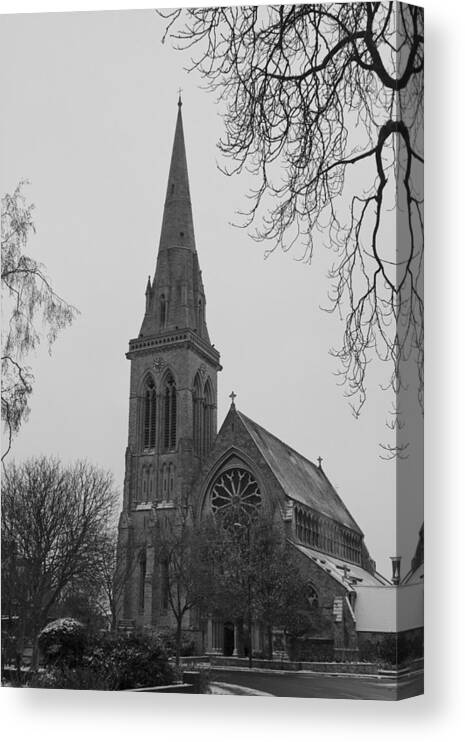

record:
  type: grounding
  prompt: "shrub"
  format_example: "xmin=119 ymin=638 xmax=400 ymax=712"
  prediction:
xmin=34 ymin=627 xmax=175 ymax=691
xmin=154 ymin=629 xmax=197 ymax=658
xmin=38 ymin=618 xmax=86 ymax=668
xmin=195 ymin=668 xmax=211 ymax=694
xmin=359 ymin=629 xmax=424 ymax=666
xmin=29 ymin=666 xmax=111 ymax=691
xmin=85 ymin=632 xmax=175 ymax=690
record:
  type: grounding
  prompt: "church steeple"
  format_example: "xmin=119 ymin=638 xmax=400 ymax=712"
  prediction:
xmin=158 ymin=93 xmax=196 ymax=254
xmin=139 ymin=98 xmax=211 ymax=342
xmin=125 ymin=96 xmax=220 ymax=497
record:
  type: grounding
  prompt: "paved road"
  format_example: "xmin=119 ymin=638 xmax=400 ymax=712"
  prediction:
xmin=211 ymin=668 xmax=424 ymax=700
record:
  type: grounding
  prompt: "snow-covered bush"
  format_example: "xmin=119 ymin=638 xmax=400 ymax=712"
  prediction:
xmin=38 ymin=618 xmax=86 ymax=668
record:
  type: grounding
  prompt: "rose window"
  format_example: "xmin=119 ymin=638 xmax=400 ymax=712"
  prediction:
xmin=210 ymin=468 xmax=262 ymax=522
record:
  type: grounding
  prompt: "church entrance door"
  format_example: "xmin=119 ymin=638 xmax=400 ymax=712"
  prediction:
xmin=223 ymin=622 xmax=235 ymax=656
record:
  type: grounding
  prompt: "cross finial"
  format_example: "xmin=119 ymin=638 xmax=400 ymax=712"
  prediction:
xmin=177 ymin=88 xmax=183 ymax=107
xmin=229 ymin=391 xmax=237 ymax=408
xmin=317 ymin=456 xmax=323 ymax=469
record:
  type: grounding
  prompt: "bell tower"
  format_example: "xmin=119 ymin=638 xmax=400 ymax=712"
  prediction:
xmin=122 ymin=96 xmax=221 ymax=513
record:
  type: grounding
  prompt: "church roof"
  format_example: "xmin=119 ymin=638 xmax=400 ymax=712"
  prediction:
xmin=293 ymin=543 xmax=389 ymax=587
xmin=237 ymin=411 xmax=363 ymax=534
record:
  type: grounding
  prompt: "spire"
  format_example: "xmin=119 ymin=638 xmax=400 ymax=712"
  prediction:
xmin=158 ymin=94 xmax=195 ymax=253
xmin=138 ymin=97 xmax=212 ymax=343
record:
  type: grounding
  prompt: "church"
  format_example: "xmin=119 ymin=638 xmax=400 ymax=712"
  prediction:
xmin=116 ymin=97 xmax=389 ymax=661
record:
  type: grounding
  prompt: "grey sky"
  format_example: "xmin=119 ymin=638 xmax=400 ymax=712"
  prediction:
xmin=0 ymin=8 xmax=422 ymax=575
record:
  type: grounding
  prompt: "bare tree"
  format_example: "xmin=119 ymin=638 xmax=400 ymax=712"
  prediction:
xmin=1 ymin=457 xmax=118 ymax=668
xmin=91 ymin=531 xmax=137 ymax=633
xmin=202 ymin=512 xmax=317 ymax=662
xmin=154 ymin=507 xmax=215 ymax=667
xmin=1 ymin=182 xmax=78 ymax=461
xmin=161 ymin=3 xmax=424 ymax=445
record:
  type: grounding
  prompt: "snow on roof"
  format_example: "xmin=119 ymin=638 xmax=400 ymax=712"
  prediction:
xmin=293 ymin=542 xmax=389 ymax=588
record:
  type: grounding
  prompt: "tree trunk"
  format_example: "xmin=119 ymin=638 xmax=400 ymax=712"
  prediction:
xmin=266 ymin=624 xmax=273 ymax=660
xmin=175 ymin=619 xmax=183 ymax=668
xmin=31 ymin=633 xmax=40 ymax=672
xmin=236 ymin=618 xmax=245 ymax=657
xmin=247 ymin=611 xmax=253 ymax=668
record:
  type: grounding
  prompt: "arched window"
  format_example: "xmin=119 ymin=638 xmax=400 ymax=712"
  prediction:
xmin=143 ymin=376 xmax=156 ymax=449
xmin=304 ymin=514 xmax=309 ymax=544
xmin=163 ymin=374 xmax=177 ymax=450
xmin=160 ymin=294 xmax=167 ymax=328
xmin=193 ymin=372 xmax=203 ymax=455
xmin=142 ymin=466 xmax=148 ymax=499
xmin=162 ymin=463 xmax=168 ymax=499
xmin=203 ymin=378 xmax=214 ymax=454
xmin=169 ymin=463 xmax=175 ymax=497
xmin=314 ymin=516 xmax=320 ymax=548
xmin=307 ymin=584 xmax=319 ymax=610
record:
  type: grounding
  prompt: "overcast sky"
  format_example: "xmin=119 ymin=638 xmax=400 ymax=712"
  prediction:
xmin=0 ymin=8 xmax=423 ymax=575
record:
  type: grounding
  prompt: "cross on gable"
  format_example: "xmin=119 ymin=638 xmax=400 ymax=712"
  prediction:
xmin=317 ymin=456 xmax=323 ymax=468
xmin=229 ymin=391 xmax=237 ymax=406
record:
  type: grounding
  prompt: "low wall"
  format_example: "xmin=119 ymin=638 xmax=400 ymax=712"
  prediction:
xmin=200 ymin=656 xmax=421 ymax=676
xmin=300 ymin=661 xmax=379 ymax=675
xmin=209 ymin=656 xmax=301 ymax=671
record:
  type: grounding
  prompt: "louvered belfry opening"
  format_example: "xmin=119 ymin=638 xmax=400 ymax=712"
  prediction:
xmin=143 ymin=377 xmax=156 ymax=449
xmin=163 ymin=373 xmax=177 ymax=450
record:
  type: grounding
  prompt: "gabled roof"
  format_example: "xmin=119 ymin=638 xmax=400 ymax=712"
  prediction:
xmin=237 ymin=411 xmax=363 ymax=534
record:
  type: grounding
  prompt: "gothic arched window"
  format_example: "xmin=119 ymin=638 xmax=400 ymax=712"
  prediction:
xmin=193 ymin=372 xmax=203 ymax=455
xmin=210 ymin=468 xmax=262 ymax=525
xmin=163 ymin=373 xmax=177 ymax=450
xmin=307 ymin=584 xmax=319 ymax=609
xmin=203 ymin=378 xmax=214 ymax=455
xmin=143 ymin=377 xmax=156 ymax=449
xmin=162 ymin=463 xmax=168 ymax=499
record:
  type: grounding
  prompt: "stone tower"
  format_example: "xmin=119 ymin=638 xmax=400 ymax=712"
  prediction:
xmin=117 ymin=97 xmax=221 ymax=628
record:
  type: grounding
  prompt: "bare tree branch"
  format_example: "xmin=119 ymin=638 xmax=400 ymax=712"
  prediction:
xmin=160 ymin=3 xmax=424 ymax=455
xmin=1 ymin=182 xmax=79 ymax=461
